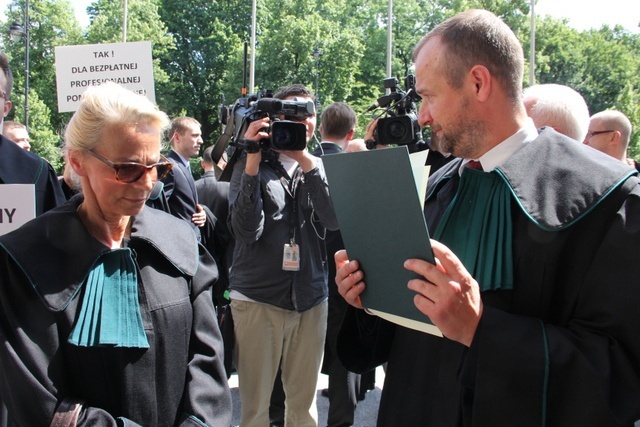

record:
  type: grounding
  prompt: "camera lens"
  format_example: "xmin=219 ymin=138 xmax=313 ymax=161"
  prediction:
xmin=388 ymin=120 xmax=409 ymax=139
xmin=273 ymin=125 xmax=295 ymax=147
xmin=271 ymin=121 xmax=308 ymax=151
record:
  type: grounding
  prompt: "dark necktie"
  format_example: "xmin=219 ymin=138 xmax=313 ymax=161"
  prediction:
xmin=466 ymin=160 xmax=483 ymax=171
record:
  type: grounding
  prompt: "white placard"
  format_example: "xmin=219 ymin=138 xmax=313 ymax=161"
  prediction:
xmin=54 ymin=41 xmax=155 ymax=112
xmin=0 ymin=184 xmax=36 ymax=236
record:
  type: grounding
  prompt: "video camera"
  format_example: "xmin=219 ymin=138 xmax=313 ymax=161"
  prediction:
xmin=213 ymin=90 xmax=315 ymax=181
xmin=368 ymin=75 xmax=425 ymax=151
xmin=218 ymin=90 xmax=314 ymax=152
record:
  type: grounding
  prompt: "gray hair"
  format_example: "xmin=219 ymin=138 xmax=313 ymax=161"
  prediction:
xmin=523 ymin=84 xmax=590 ymax=141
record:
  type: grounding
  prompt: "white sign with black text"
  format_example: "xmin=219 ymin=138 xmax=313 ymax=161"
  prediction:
xmin=0 ymin=184 xmax=36 ymax=236
xmin=54 ymin=41 xmax=155 ymax=112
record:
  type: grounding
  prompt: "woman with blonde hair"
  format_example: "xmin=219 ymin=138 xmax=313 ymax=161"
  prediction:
xmin=0 ymin=82 xmax=231 ymax=426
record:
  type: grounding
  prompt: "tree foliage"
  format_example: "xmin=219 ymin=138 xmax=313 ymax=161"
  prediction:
xmin=1 ymin=0 xmax=639 ymax=165
xmin=86 ymin=0 xmax=175 ymax=93
xmin=9 ymin=88 xmax=64 ymax=171
xmin=532 ymin=16 xmax=640 ymax=155
xmin=157 ymin=0 xmax=250 ymax=140
xmin=0 ymin=0 xmax=83 ymax=169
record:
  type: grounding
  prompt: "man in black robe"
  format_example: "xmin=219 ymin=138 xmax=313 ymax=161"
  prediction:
xmin=0 ymin=53 xmax=65 ymax=216
xmin=335 ymin=10 xmax=640 ymax=427
xmin=0 ymin=52 xmax=66 ymax=427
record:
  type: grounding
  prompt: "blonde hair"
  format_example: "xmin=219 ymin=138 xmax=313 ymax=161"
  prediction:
xmin=169 ymin=116 xmax=201 ymax=138
xmin=63 ymin=82 xmax=169 ymax=154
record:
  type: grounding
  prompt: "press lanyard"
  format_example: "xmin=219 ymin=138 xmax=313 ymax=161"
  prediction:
xmin=264 ymin=154 xmax=302 ymax=271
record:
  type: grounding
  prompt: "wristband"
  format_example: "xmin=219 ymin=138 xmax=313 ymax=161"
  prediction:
xmin=365 ymin=139 xmax=377 ymax=150
xmin=242 ymin=138 xmax=261 ymax=153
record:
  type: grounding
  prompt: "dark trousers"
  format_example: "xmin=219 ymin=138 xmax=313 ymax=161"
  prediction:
xmin=324 ymin=294 xmax=360 ymax=427
xmin=269 ymin=368 xmax=285 ymax=425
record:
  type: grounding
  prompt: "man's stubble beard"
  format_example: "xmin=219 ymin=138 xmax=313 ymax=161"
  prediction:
xmin=438 ymin=97 xmax=487 ymax=159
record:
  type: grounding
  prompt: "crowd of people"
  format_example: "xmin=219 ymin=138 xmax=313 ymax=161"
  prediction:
xmin=1 ymin=7 xmax=640 ymax=427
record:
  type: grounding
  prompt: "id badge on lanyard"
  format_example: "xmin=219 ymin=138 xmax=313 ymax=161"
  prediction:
xmin=283 ymin=239 xmax=300 ymax=271
xmin=272 ymin=159 xmax=302 ymax=271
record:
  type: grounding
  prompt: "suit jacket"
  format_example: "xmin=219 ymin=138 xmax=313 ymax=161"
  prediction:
xmin=313 ymin=141 xmax=345 ymax=296
xmin=195 ymin=171 xmax=230 ymax=233
xmin=0 ymin=135 xmax=65 ymax=216
xmin=162 ymin=149 xmax=200 ymax=236
xmin=196 ymin=172 xmax=233 ymax=304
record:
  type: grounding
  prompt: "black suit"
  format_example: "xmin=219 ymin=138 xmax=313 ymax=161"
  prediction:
xmin=195 ymin=171 xmax=233 ymax=300
xmin=196 ymin=171 xmax=230 ymax=231
xmin=162 ymin=149 xmax=200 ymax=237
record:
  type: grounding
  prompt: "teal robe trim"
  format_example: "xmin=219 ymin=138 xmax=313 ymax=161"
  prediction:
xmin=68 ymin=248 xmax=149 ymax=348
xmin=433 ymin=168 xmax=513 ymax=291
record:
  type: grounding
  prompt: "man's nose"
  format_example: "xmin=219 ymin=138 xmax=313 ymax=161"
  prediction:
xmin=418 ymin=103 xmax=432 ymax=127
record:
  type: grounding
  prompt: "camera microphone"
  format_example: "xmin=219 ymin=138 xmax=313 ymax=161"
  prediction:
xmin=364 ymin=102 xmax=380 ymax=112
xmin=254 ymin=98 xmax=283 ymax=113
xmin=365 ymin=92 xmax=403 ymax=112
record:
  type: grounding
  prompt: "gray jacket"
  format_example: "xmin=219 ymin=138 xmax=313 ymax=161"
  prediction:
xmin=228 ymin=152 xmax=338 ymax=312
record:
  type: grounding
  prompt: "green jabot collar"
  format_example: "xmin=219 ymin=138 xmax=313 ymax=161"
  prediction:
xmin=68 ymin=248 xmax=150 ymax=348
xmin=0 ymin=196 xmax=199 ymax=312
xmin=434 ymin=168 xmax=514 ymax=291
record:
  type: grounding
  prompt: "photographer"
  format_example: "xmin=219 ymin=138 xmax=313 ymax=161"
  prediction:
xmin=364 ymin=117 xmax=454 ymax=175
xmin=228 ymin=84 xmax=338 ymax=427
xmin=363 ymin=117 xmax=388 ymax=150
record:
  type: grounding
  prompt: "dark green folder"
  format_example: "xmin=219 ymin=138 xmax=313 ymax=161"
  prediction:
xmin=322 ymin=146 xmax=441 ymax=336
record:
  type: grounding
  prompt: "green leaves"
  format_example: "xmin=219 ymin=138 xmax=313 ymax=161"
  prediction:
xmin=1 ymin=0 xmax=639 ymax=166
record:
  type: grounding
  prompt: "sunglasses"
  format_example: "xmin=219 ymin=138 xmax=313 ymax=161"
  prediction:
xmin=584 ymin=130 xmax=615 ymax=139
xmin=86 ymin=150 xmax=173 ymax=183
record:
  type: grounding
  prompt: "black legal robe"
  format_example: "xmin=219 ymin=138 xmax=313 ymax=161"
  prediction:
xmin=338 ymin=128 xmax=640 ymax=426
xmin=0 ymin=198 xmax=232 ymax=426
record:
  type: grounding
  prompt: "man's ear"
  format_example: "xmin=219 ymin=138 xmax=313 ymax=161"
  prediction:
xmin=609 ymin=130 xmax=622 ymax=147
xmin=2 ymin=100 xmax=12 ymax=118
xmin=468 ymin=65 xmax=492 ymax=102
xmin=346 ymin=128 xmax=355 ymax=141
xmin=171 ymin=132 xmax=180 ymax=146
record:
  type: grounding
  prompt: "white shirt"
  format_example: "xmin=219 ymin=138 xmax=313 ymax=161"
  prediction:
xmin=459 ymin=118 xmax=538 ymax=174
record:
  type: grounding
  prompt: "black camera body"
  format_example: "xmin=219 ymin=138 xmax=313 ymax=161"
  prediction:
xmin=221 ymin=91 xmax=314 ymax=153
xmin=371 ymin=75 xmax=425 ymax=150
xmin=213 ymin=90 xmax=315 ymax=181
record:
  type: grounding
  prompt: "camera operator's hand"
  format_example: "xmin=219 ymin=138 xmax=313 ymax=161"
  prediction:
xmin=364 ymin=118 xmax=387 ymax=149
xmin=243 ymin=117 xmax=270 ymax=176
xmin=245 ymin=117 xmax=270 ymax=141
xmin=364 ymin=118 xmax=379 ymax=142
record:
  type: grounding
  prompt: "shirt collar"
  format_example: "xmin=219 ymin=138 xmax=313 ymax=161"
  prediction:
xmin=173 ymin=150 xmax=191 ymax=168
xmin=320 ymin=141 xmax=344 ymax=152
xmin=460 ymin=118 xmax=538 ymax=174
xmin=278 ymin=153 xmax=299 ymax=177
